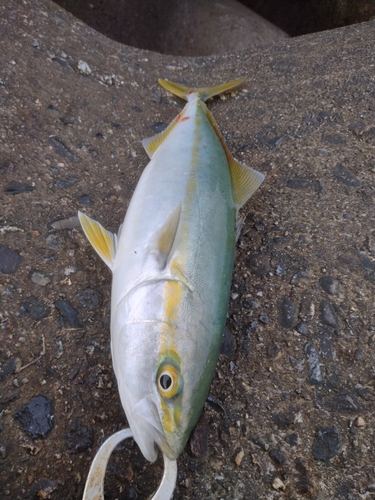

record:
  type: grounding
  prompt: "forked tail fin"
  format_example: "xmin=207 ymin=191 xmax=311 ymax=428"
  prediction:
xmin=158 ymin=78 xmax=245 ymax=102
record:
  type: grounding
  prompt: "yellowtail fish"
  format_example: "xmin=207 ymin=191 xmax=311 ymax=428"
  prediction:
xmin=79 ymin=78 xmax=264 ymax=496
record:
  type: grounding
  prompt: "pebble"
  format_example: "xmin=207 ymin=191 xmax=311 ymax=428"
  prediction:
xmin=78 ymin=194 xmax=93 ymax=205
xmin=77 ymin=60 xmax=92 ymax=75
xmin=4 ymin=181 xmax=35 ymax=194
xmin=235 ymin=448 xmax=245 ymax=466
xmin=55 ymin=300 xmax=83 ymax=328
xmin=355 ymin=416 xmax=365 ymax=427
xmin=49 ymin=136 xmax=81 ymax=163
xmin=285 ymin=433 xmax=298 ymax=447
xmin=319 ymin=275 xmax=340 ymax=295
xmin=295 ymin=321 xmax=308 ymax=335
xmin=320 ymin=300 xmax=340 ymax=329
xmin=0 ymin=357 xmax=21 ymax=380
xmin=121 ymin=487 xmax=139 ymax=500
xmin=65 ymin=419 xmax=94 ymax=453
xmin=258 ymin=314 xmax=269 ymax=324
xmin=269 ymin=449 xmax=286 ymax=466
xmin=20 ymin=298 xmax=51 ymax=320
xmin=51 ymin=216 xmax=80 ymax=230
xmin=46 ymin=234 xmax=65 ymax=250
xmin=333 ymin=163 xmax=361 ymax=187
xmin=14 ymin=395 xmax=54 ymax=439
xmin=0 ymin=245 xmax=22 ymax=274
xmin=320 ymin=335 xmax=336 ymax=360
xmin=220 ymin=327 xmax=236 ymax=360
xmin=150 ymin=121 xmax=167 ymax=134
xmin=272 ymin=477 xmax=285 ymax=491
xmin=305 ymin=343 xmax=323 ymax=385
xmin=279 ymin=297 xmax=296 ymax=328
xmin=31 ymin=272 xmax=50 ymax=286
xmin=312 ymin=426 xmax=342 ymax=461
xmin=0 ymin=445 xmax=7 ymax=459
xmin=77 ymin=288 xmax=101 ymax=309
xmin=28 ymin=479 xmax=58 ymax=498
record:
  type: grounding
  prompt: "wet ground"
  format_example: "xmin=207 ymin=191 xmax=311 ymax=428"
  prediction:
xmin=1 ymin=1 xmax=375 ymax=499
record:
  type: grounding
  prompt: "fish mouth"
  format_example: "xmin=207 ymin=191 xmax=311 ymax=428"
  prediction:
xmin=118 ymin=383 xmax=174 ymax=462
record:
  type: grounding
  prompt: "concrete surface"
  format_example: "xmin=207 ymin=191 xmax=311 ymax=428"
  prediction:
xmin=1 ymin=0 xmax=375 ymax=499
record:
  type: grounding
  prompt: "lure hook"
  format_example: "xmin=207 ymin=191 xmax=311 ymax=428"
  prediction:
xmin=82 ymin=428 xmax=177 ymax=500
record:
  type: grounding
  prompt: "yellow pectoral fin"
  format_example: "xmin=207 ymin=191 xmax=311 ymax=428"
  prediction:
xmin=158 ymin=77 xmax=246 ymax=102
xmin=78 ymin=211 xmax=117 ymax=270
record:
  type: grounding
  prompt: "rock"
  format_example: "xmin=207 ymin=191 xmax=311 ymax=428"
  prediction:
xmin=332 ymin=163 xmax=361 ymax=187
xmin=4 ymin=181 xmax=35 ymax=194
xmin=320 ymin=300 xmax=340 ymax=329
xmin=77 ymin=289 xmax=101 ymax=309
xmin=120 ymin=488 xmax=139 ymax=500
xmin=285 ymin=433 xmax=298 ymax=447
xmin=272 ymin=477 xmax=285 ymax=491
xmin=14 ymin=395 xmax=54 ymax=439
xmin=31 ymin=272 xmax=50 ymax=286
xmin=235 ymin=448 xmax=245 ymax=466
xmin=49 ymin=136 xmax=81 ymax=163
xmin=279 ymin=297 xmax=296 ymax=328
xmin=0 ymin=357 xmax=21 ymax=380
xmin=46 ymin=234 xmax=65 ymax=249
xmin=305 ymin=343 xmax=323 ymax=385
xmin=29 ymin=478 xmax=59 ymax=499
xmin=0 ymin=245 xmax=22 ymax=274
xmin=65 ymin=419 xmax=94 ymax=453
xmin=319 ymin=276 xmax=340 ymax=295
xmin=220 ymin=326 xmax=235 ymax=358
xmin=258 ymin=313 xmax=269 ymax=324
xmin=20 ymin=298 xmax=51 ymax=320
xmin=77 ymin=194 xmax=93 ymax=205
xmin=355 ymin=416 xmax=365 ymax=427
xmin=312 ymin=426 xmax=342 ymax=461
xmin=296 ymin=321 xmax=308 ymax=335
xmin=55 ymin=300 xmax=84 ymax=328
xmin=77 ymin=60 xmax=92 ymax=75
xmin=269 ymin=449 xmax=286 ymax=466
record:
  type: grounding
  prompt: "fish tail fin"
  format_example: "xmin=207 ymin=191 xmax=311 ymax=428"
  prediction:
xmin=158 ymin=78 xmax=246 ymax=102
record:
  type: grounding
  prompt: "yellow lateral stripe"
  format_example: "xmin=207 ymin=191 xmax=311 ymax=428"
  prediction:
xmin=78 ymin=211 xmax=117 ymax=269
xmin=158 ymin=77 xmax=246 ymax=102
xmin=201 ymin=101 xmax=264 ymax=208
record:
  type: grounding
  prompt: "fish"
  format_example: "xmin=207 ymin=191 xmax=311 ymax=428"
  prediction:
xmin=78 ymin=78 xmax=264 ymax=464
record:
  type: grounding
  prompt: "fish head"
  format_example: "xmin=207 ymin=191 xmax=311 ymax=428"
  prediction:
xmin=113 ymin=319 xmax=200 ymax=462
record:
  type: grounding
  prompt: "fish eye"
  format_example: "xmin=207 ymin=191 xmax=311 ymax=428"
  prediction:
xmin=156 ymin=364 xmax=182 ymax=399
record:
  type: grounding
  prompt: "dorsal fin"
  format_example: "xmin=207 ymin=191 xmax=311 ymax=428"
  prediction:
xmin=149 ymin=204 xmax=181 ymax=270
xmin=200 ymin=101 xmax=264 ymax=209
xmin=78 ymin=211 xmax=117 ymax=270
xmin=158 ymin=78 xmax=246 ymax=102
xmin=142 ymin=111 xmax=183 ymax=158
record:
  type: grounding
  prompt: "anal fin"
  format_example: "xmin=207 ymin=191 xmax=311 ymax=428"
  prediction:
xmin=78 ymin=211 xmax=117 ymax=270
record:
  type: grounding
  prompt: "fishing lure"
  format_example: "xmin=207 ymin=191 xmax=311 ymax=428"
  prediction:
xmin=80 ymin=78 xmax=264 ymax=499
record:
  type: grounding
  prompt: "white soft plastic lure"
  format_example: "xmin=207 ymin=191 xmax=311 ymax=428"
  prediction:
xmin=79 ymin=78 xmax=264 ymax=499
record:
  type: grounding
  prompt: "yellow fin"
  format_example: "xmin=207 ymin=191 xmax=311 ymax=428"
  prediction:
xmin=229 ymin=157 xmax=265 ymax=209
xmin=142 ymin=111 xmax=182 ymax=158
xmin=158 ymin=77 xmax=246 ymax=102
xmin=78 ymin=211 xmax=117 ymax=269
xmin=149 ymin=205 xmax=181 ymax=269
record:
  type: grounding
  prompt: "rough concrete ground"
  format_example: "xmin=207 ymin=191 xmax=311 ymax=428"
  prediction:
xmin=1 ymin=1 xmax=375 ymax=499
